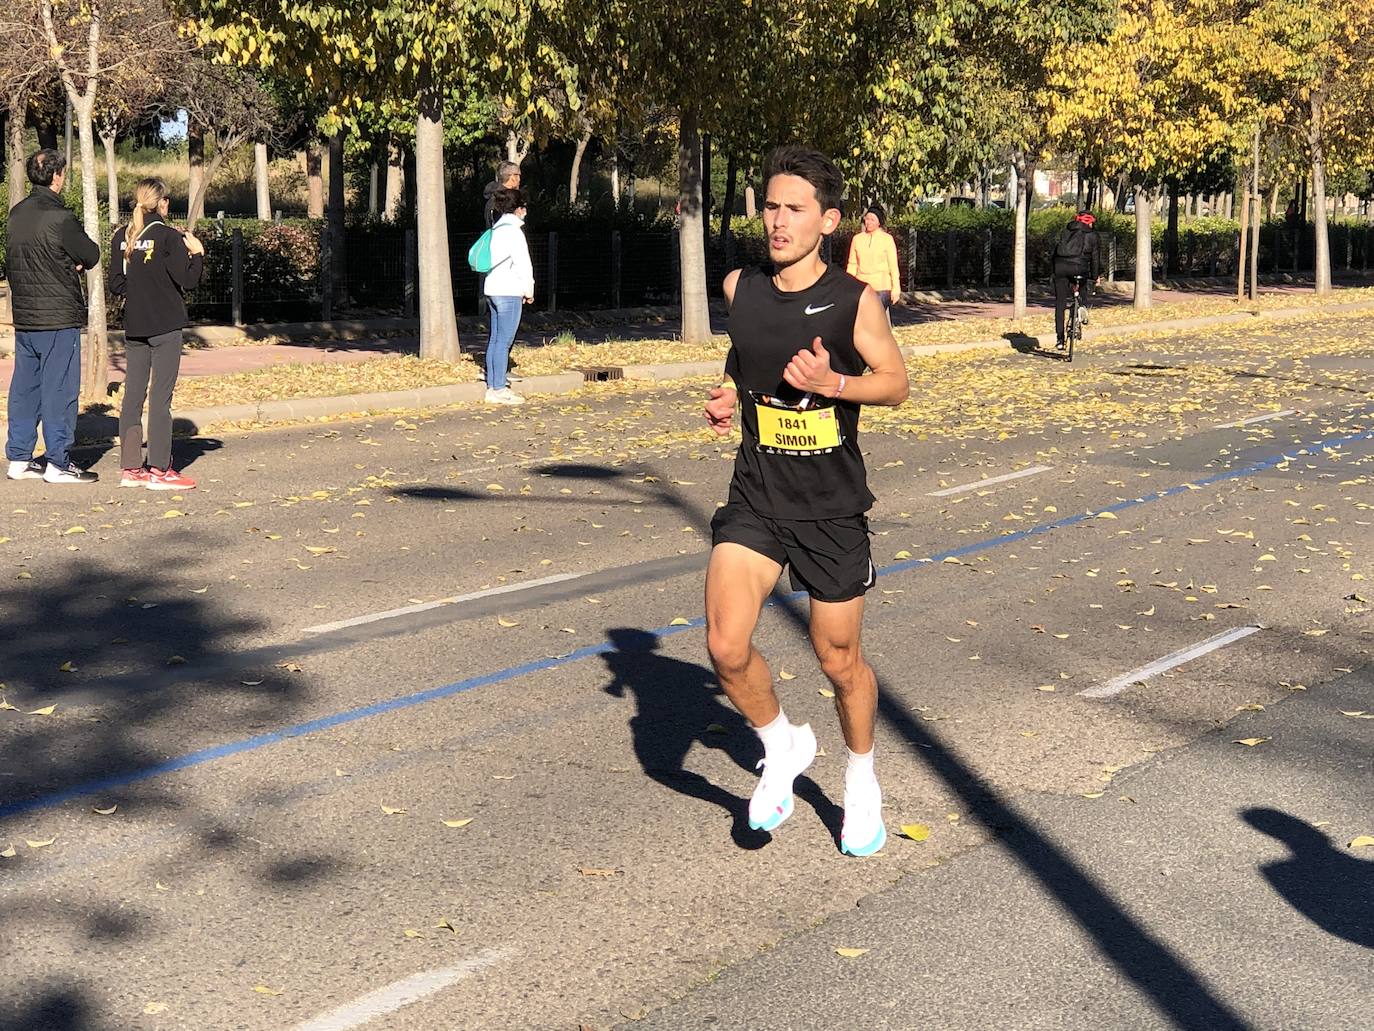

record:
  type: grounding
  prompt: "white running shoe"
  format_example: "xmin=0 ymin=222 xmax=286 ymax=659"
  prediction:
xmin=840 ymin=778 xmax=887 ymax=857
xmin=7 ymin=459 xmax=44 ymax=480
xmin=484 ymin=387 xmax=525 ymax=406
xmin=748 ymin=722 xmax=817 ymax=832
xmin=42 ymin=461 xmax=98 ymax=484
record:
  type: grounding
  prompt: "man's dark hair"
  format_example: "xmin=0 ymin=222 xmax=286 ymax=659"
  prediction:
xmin=763 ymin=145 xmax=844 ymax=214
xmin=27 ymin=149 xmax=67 ymax=187
xmin=492 ymin=187 xmax=527 ymax=216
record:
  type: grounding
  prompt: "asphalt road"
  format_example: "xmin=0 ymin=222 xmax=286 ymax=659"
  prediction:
xmin=1 ymin=314 xmax=1372 ymax=1031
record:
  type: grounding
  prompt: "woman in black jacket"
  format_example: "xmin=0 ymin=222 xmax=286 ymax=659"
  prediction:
xmin=109 ymin=178 xmax=204 ymax=490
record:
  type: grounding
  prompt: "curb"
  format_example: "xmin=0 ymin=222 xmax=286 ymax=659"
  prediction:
xmin=44 ymin=294 xmax=1374 ymax=440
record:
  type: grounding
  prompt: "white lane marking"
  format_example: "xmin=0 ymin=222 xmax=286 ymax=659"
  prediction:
xmin=1217 ymin=409 xmax=1297 ymax=429
xmin=928 ymin=465 xmax=1054 ymax=497
xmin=1081 ymin=625 xmax=1262 ymax=699
xmin=303 ymin=573 xmax=584 ymax=634
xmin=294 ymin=948 xmax=513 ymax=1031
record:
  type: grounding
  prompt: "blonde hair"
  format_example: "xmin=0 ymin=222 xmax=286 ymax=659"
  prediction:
xmin=123 ymin=178 xmax=170 ymax=263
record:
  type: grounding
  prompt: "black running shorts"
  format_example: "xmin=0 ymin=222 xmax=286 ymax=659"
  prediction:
xmin=710 ymin=500 xmax=875 ymax=603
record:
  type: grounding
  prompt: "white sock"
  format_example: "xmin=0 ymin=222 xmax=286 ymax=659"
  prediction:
xmin=846 ymin=746 xmax=878 ymax=791
xmin=754 ymin=709 xmax=794 ymax=759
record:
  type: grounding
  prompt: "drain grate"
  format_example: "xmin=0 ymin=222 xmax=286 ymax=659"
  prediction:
xmin=579 ymin=366 xmax=625 ymax=382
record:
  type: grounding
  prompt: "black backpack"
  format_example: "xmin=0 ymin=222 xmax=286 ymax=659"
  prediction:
xmin=1055 ymin=226 xmax=1091 ymax=261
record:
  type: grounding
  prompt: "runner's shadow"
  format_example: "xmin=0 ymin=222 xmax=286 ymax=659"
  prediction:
xmin=601 ymin=628 xmax=841 ymax=851
xmin=1243 ymin=808 xmax=1374 ymax=948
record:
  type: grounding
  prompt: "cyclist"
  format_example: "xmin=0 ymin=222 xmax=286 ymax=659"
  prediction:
xmin=1051 ymin=210 xmax=1101 ymax=350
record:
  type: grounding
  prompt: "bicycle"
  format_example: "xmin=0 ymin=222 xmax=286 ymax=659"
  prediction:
xmin=1056 ymin=275 xmax=1087 ymax=362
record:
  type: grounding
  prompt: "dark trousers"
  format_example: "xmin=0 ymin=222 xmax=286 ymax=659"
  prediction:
xmin=120 ymin=330 xmax=183 ymax=470
xmin=6 ymin=328 xmax=80 ymax=467
xmin=1053 ymin=274 xmax=1093 ymax=341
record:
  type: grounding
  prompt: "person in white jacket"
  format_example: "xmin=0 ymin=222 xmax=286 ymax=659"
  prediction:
xmin=483 ymin=188 xmax=535 ymax=405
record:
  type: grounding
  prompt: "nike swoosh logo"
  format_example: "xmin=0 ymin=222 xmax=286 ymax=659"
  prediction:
xmin=862 ymin=560 xmax=875 ymax=588
xmin=803 ymin=303 xmax=835 ymax=316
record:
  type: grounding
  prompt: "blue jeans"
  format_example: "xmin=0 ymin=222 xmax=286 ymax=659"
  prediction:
xmin=6 ymin=328 xmax=81 ymax=467
xmin=485 ymin=295 xmax=523 ymax=391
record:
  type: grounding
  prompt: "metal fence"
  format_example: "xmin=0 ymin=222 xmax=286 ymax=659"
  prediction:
xmin=170 ymin=219 xmax=1374 ymax=326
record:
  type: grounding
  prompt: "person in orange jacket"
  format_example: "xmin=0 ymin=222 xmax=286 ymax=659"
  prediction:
xmin=845 ymin=205 xmax=901 ymax=310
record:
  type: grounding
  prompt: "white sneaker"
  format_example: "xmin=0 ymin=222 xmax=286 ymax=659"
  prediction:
xmin=484 ymin=387 xmax=525 ymax=406
xmin=7 ymin=459 xmax=44 ymax=480
xmin=748 ymin=722 xmax=817 ymax=832
xmin=840 ymin=778 xmax=886 ymax=857
xmin=42 ymin=461 xmax=98 ymax=484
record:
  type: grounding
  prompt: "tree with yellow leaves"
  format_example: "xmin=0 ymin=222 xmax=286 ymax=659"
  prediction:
xmin=1250 ymin=0 xmax=1374 ymax=294
xmin=1048 ymin=0 xmax=1269 ymax=309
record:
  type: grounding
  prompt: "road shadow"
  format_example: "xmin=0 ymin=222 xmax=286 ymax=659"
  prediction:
xmin=1004 ymin=331 xmax=1068 ymax=362
xmin=1244 ymin=808 xmax=1374 ymax=949
xmin=0 ymin=551 xmax=346 ymax=1028
xmin=72 ymin=405 xmax=224 ymax=471
xmin=600 ymin=627 xmax=840 ymax=851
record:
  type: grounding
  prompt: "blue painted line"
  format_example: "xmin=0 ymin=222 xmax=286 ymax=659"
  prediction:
xmin=4 ymin=424 xmax=1372 ymax=822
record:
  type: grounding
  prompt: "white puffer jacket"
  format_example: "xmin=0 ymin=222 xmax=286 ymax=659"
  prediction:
xmin=483 ymin=214 xmax=535 ymax=298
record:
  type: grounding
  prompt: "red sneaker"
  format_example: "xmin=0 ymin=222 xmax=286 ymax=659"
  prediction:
xmin=146 ymin=467 xmax=196 ymax=491
xmin=120 ymin=467 xmax=151 ymax=488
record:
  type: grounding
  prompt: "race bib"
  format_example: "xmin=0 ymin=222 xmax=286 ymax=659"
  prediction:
xmin=750 ymin=391 xmax=842 ymax=455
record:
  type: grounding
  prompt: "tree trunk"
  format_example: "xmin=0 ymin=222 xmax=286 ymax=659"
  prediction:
xmin=1011 ymin=154 xmax=1030 ymax=319
xmin=7 ymin=94 xmax=27 ymax=213
xmin=415 ymin=83 xmax=460 ymax=360
xmin=1164 ymin=183 xmax=1179 ymax=277
xmin=368 ymin=160 xmax=379 ymax=217
xmin=719 ymin=152 xmax=738 ymax=249
xmin=101 ymin=130 xmax=118 ymax=224
xmin=187 ymin=123 xmax=205 ymax=223
xmin=383 ymin=134 xmax=404 ymax=222
xmin=569 ymin=129 xmax=591 ymax=205
xmin=1267 ymin=182 xmax=1279 ymax=219
xmin=678 ymin=108 xmax=710 ymax=344
xmin=1236 ymin=173 xmax=1250 ymax=303
xmin=1134 ymin=187 xmax=1153 ymax=310
xmin=254 ymin=141 xmax=271 ymax=221
xmin=1310 ymin=94 xmax=1331 ymax=295
xmin=505 ymin=127 xmax=531 ymax=165
xmin=744 ymin=172 xmax=756 ymax=219
xmin=306 ymin=141 xmax=324 ymax=219
xmin=327 ymin=130 xmax=347 ymax=308
xmin=610 ymin=152 xmax=621 ymax=208
xmin=701 ymin=133 xmax=712 ymax=217
xmin=73 ymin=99 xmax=107 ymax=400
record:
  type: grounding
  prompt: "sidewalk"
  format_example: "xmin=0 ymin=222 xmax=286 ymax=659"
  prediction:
xmin=2 ymin=276 xmax=1363 ymax=396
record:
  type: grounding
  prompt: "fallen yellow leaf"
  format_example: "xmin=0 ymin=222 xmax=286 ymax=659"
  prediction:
xmin=441 ymin=818 xmax=473 ymax=828
xmin=1234 ymin=737 xmax=1269 ymax=747
xmin=93 ymin=805 xmax=117 ymax=816
xmin=25 ymin=837 xmax=56 ymax=848
xmin=497 ymin=616 xmax=520 ymax=627
xmin=63 ymin=525 xmax=86 ymax=535
xmin=669 ymin=616 xmax=691 ymax=626
xmin=895 ymin=550 xmax=912 ymax=559
xmin=835 ymin=947 xmax=870 ymax=958
xmin=1349 ymin=835 xmax=1374 ymax=849
xmin=819 ymin=688 xmax=835 ymax=698
xmin=899 ymin=824 xmax=930 ymax=841
xmin=778 ymin=668 xmax=797 ymax=681
xmin=0 ymin=845 xmax=15 ymax=858
xmin=143 ymin=1002 xmax=168 ymax=1015
xmin=162 ymin=510 xmax=184 ymax=519
xmin=380 ymin=805 xmax=407 ymax=815
xmin=27 ymin=705 xmax=55 ymax=716
xmin=252 ymin=985 xmax=283 ymax=996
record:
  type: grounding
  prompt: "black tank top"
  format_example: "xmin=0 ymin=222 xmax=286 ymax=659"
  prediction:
xmin=725 ymin=265 xmax=875 ymax=519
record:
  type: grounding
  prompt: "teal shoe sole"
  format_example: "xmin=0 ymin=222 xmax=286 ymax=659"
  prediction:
xmin=841 ymin=822 xmax=887 ymax=857
xmin=748 ymin=794 xmax=793 ymax=832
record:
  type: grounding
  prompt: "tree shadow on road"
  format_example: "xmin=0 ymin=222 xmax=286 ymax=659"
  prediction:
xmin=599 ymin=627 xmax=840 ymax=851
xmin=1243 ymin=807 xmax=1374 ymax=949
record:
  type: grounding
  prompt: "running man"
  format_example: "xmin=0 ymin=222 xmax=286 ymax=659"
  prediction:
xmin=703 ymin=145 xmax=910 ymax=856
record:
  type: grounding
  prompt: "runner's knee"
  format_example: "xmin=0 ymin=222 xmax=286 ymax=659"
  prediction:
xmin=706 ymin=629 xmax=751 ymax=678
xmin=815 ymin=640 xmax=863 ymax=685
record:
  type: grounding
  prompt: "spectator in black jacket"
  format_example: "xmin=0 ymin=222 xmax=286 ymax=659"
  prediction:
xmin=1051 ymin=210 xmax=1102 ymax=350
xmin=5 ymin=149 xmax=101 ymax=484
xmin=109 ymin=178 xmax=204 ymax=490
xmin=482 ymin=161 xmax=521 ymax=227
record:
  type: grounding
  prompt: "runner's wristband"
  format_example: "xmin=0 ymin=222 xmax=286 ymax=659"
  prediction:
xmin=833 ymin=373 xmax=846 ymax=399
